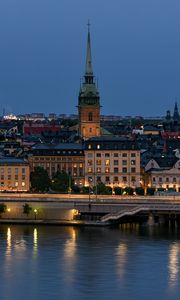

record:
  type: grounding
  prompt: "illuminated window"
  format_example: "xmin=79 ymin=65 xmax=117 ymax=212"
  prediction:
xmin=88 ymin=160 xmax=92 ymax=166
xmin=97 ymin=144 xmax=100 ymax=149
xmin=96 ymin=160 xmax=101 ymax=165
xmin=22 ymin=182 xmax=25 ymax=187
xmin=105 ymin=167 xmax=110 ymax=173
xmin=88 ymin=144 xmax=92 ymax=149
xmin=105 ymin=159 xmax=110 ymax=166
xmin=131 ymin=160 xmax=136 ymax=165
xmin=15 ymin=182 xmax=18 ymax=187
xmin=96 ymin=167 xmax=101 ymax=173
xmin=88 ymin=167 xmax=92 ymax=173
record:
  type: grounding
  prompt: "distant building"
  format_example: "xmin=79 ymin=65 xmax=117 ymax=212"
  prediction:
xmin=0 ymin=158 xmax=30 ymax=192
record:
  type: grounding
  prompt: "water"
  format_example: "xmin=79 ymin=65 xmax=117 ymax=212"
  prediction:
xmin=0 ymin=224 xmax=180 ymax=300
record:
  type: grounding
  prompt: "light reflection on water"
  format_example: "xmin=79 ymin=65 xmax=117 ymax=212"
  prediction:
xmin=0 ymin=225 xmax=180 ymax=300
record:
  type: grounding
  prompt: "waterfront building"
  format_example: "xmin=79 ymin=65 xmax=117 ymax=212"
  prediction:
xmin=29 ymin=143 xmax=85 ymax=186
xmin=84 ymin=137 xmax=140 ymax=189
xmin=0 ymin=158 xmax=30 ymax=192
xmin=144 ymin=157 xmax=180 ymax=191
xmin=78 ymin=25 xmax=101 ymax=140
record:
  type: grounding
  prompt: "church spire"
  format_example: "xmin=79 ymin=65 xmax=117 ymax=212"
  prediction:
xmin=85 ymin=21 xmax=94 ymax=84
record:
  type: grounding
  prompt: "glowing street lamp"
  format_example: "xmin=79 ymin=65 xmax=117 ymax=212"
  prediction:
xmin=34 ymin=209 xmax=38 ymax=220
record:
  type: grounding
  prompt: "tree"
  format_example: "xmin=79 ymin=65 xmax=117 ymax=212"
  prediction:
xmin=0 ymin=203 xmax=7 ymax=215
xmin=123 ymin=187 xmax=134 ymax=195
xmin=114 ymin=187 xmax=122 ymax=195
xmin=51 ymin=171 xmax=72 ymax=193
xmin=30 ymin=166 xmax=50 ymax=192
xmin=94 ymin=182 xmax=112 ymax=195
xmin=135 ymin=187 xmax=144 ymax=195
xmin=23 ymin=203 xmax=32 ymax=216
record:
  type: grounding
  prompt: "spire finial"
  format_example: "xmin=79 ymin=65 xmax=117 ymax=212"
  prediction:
xmin=87 ymin=19 xmax=90 ymax=32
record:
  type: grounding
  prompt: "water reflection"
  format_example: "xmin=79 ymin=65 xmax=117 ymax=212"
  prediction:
xmin=116 ymin=243 xmax=128 ymax=280
xmin=33 ymin=228 xmax=38 ymax=257
xmin=169 ymin=242 xmax=180 ymax=288
xmin=63 ymin=227 xmax=77 ymax=283
xmin=6 ymin=227 xmax=12 ymax=258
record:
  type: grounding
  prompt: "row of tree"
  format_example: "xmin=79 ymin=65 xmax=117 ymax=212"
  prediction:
xmin=30 ymin=167 xmax=157 ymax=195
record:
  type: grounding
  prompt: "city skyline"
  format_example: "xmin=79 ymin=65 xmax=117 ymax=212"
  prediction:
xmin=0 ymin=0 xmax=180 ymax=116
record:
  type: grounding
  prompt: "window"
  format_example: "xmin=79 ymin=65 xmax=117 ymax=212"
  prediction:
xmin=96 ymin=160 xmax=101 ymax=165
xmin=122 ymin=160 xmax=127 ymax=165
xmin=123 ymin=176 xmax=127 ymax=182
xmin=153 ymin=177 xmax=156 ymax=182
xmin=166 ymin=178 xmax=169 ymax=183
xmin=22 ymin=182 xmax=25 ymax=187
xmin=131 ymin=160 xmax=136 ymax=165
xmin=88 ymin=160 xmax=92 ymax=166
xmin=173 ymin=177 xmax=176 ymax=183
xmin=122 ymin=167 xmax=127 ymax=173
xmin=114 ymin=168 xmax=119 ymax=173
xmin=96 ymin=167 xmax=101 ymax=173
xmin=79 ymin=163 xmax=83 ymax=168
xmin=114 ymin=160 xmax=118 ymax=165
xmin=97 ymin=144 xmax=100 ymax=149
xmin=122 ymin=153 xmax=127 ymax=157
xmin=105 ymin=159 xmax=110 ymax=166
xmin=88 ymin=112 xmax=93 ymax=121
xmin=89 ymin=128 xmax=92 ymax=133
xmin=0 ymin=168 xmax=4 ymax=174
xmin=131 ymin=153 xmax=136 ymax=157
xmin=8 ymin=168 xmax=11 ymax=174
xmin=15 ymin=175 xmax=18 ymax=180
xmin=131 ymin=168 xmax=136 ymax=173
xmin=159 ymin=177 xmax=162 ymax=182
xmin=96 ymin=153 xmax=101 ymax=157
xmin=114 ymin=153 xmax=118 ymax=157
xmin=8 ymin=175 xmax=11 ymax=180
xmin=114 ymin=176 xmax=118 ymax=182
xmin=105 ymin=176 xmax=110 ymax=182
xmin=131 ymin=176 xmax=136 ymax=182
xmin=88 ymin=167 xmax=92 ymax=173
xmin=105 ymin=167 xmax=110 ymax=173
xmin=15 ymin=168 xmax=18 ymax=174
xmin=88 ymin=144 xmax=92 ymax=149
xmin=15 ymin=182 xmax=18 ymax=187
xmin=97 ymin=176 xmax=101 ymax=182
xmin=105 ymin=153 xmax=110 ymax=157
xmin=88 ymin=153 xmax=93 ymax=157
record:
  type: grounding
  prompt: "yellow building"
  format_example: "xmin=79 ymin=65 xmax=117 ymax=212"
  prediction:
xmin=84 ymin=137 xmax=141 ymax=189
xmin=0 ymin=158 xmax=30 ymax=192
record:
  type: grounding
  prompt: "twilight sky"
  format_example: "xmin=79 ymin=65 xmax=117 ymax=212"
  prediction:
xmin=0 ymin=0 xmax=180 ymax=117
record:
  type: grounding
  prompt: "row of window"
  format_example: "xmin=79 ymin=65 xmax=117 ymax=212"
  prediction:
xmin=0 ymin=175 xmax=26 ymax=180
xmin=88 ymin=176 xmax=136 ymax=183
xmin=152 ymin=177 xmax=179 ymax=183
xmin=87 ymin=152 xmax=137 ymax=157
xmin=88 ymin=159 xmax=136 ymax=166
xmin=88 ymin=167 xmax=137 ymax=173
xmin=0 ymin=181 xmax=26 ymax=187
xmin=0 ymin=168 xmax=26 ymax=174
xmin=34 ymin=156 xmax=84 ymax=161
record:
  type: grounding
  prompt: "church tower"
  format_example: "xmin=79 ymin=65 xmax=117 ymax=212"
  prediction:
xmin=78 ymin=24 xmax=101 ymax=140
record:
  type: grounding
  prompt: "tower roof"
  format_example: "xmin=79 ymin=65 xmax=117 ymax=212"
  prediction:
xmin=85 ymin=23 xmax=93 ymax=76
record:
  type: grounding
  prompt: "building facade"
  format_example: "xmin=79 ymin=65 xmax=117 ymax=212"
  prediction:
xmin=84 ymin=137 xmax=141 ymax=189
xmin=0 ymin=158 xmax=30 ymax=192
xmin=144 ymin=158 xmax=180 ymax=191
xmin=78 ymin=27 xmax=100 ymax=140
xmin=29 ymin=143 xmax=85 ymax=186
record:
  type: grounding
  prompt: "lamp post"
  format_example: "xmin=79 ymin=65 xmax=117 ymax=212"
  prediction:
xmin=68 ymin=171 xmax=72 ymax=194
xmin=34 ymin=209 xmax=38 ymax=220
